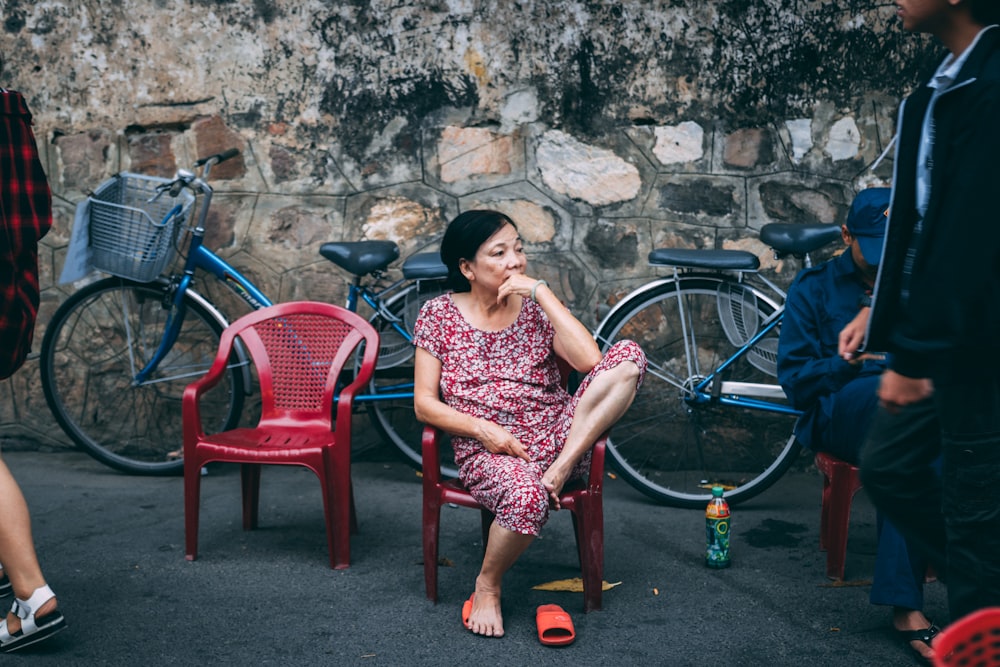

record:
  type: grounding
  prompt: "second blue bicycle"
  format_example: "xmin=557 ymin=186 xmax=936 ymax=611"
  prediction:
xmin=40 ymin=151 xmax=450 ymax=476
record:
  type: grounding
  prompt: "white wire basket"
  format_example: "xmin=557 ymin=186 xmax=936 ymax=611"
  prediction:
xmin=88 ymin=173 xmax=195 ymax=282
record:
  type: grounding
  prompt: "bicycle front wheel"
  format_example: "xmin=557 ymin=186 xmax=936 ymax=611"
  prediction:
xmin=366 ymin=279 xmax=456 ymax=477
xmin=595 ymin=275 xmax=801 ymax=508
xmin=40 ymin=277 xmax=245 ymax=475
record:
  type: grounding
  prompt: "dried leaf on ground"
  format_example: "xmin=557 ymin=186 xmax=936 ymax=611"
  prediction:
xmin=532 ymin=577 xmax=622 ymax=592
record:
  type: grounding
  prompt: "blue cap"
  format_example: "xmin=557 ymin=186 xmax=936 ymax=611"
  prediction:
xmin=846 ymin=187 xmax=890 ymax=265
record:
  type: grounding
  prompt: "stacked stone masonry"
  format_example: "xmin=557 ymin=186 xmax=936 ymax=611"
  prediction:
xmin=1 ymin=0 xmax=938 ymax=448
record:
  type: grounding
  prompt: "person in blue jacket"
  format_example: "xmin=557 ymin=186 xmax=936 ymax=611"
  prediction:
xmin=778 ymin=187 xmax=937 ymax=661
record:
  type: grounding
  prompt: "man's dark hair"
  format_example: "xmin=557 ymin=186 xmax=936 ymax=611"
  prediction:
xmin=967 ymin=0 xmax=1000 ymax=26
xmin=439 ymin=210 xmax=517 ymax=292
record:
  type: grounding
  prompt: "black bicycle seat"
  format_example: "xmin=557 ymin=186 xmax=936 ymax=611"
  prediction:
xmin=648 ymin=248 xmax=761 ymax=271
xmin=759 ymin=223 xmax=842 ymax=257
xmin=320 ymin=241 xmax=399 ymax=276
xmin=402 ymin=252 xmax=448 ymax=281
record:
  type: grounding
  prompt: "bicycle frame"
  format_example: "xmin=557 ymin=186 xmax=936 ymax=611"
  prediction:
xmin=598 ymin=267 xmax=804 ymax=420
xmin=133 ymin=222 xmax=271 ymax=385
xmin=686 ymin=311 xmax=800 ymax=415
xmin=347 ymin=275 xmax=424 ymax=403
xmin=137 ymin=197 xmax=420 ymax=405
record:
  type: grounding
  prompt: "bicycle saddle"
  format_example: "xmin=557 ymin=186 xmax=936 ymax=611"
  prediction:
xmin=402 ymin=252 xmax=448 ymax=281
xmin=320 ymin=241 xmax=399 ymax=276
xmin=759 ymin=223 xmax=841 ymax=257
xmin=648 ymin=248 xmax=760 ymax=271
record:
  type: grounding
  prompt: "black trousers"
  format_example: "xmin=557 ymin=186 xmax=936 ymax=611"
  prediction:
xmin=860 ymin=375 xmax=1000 ymax=620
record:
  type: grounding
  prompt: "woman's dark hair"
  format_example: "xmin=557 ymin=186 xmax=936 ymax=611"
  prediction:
xmin=439 ymin=210 xmax=516 ymax=292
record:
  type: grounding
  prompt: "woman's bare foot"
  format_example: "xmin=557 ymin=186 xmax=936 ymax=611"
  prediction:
xmin=894 ymin=608 xmax=936 ymax=661
xmin=466 ymin=584 xmax=504 ymax=637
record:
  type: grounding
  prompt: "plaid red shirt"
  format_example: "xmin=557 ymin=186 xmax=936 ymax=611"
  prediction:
xmin=0 ymin=89 xmax=51 ymax=379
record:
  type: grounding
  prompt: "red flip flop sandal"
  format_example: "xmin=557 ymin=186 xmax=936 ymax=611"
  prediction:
xmin=536 ymin=604 xmax=575 ymax=646
xmin=462 ymin=594 xmax=474 ymax=629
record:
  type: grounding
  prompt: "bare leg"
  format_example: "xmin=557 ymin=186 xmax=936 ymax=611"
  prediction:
xmin=0 ymin=457 xmax=57 ymax=632
xmin=466 ymin=521 xmax=535 ymax=638
xmin=542 ymin=360 xmax=641 ymax=505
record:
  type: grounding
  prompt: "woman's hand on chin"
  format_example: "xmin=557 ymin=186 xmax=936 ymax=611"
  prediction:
xmin=497 ymin=273 xmax=538 ymax=304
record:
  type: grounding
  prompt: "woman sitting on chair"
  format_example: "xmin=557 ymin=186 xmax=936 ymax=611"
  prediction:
xmin=413 ymin=210 xmax=646 ymax=638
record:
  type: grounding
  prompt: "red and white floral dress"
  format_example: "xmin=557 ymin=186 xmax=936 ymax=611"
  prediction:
xmin=413 ymin=294 xmax=645 ymax=535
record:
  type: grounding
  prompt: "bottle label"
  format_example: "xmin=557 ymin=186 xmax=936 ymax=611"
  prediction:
xmin=706 ymin=505 xmax=731 ymax=519
xmin=706 ymin=518 xmax=731 ymax=568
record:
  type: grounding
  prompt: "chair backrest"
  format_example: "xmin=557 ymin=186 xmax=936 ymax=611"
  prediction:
xmin=933 ymin=607 xmax=1000 ymax=667
xmin=216 ymin=301 xmax=379 ymax=426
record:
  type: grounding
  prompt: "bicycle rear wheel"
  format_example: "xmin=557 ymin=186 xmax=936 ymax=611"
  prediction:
xmin=595 ymin=275 xmax=801 ymax=508
xmin=366 ymin=279 xmax=456 ymax=477
xmin=40 ymin=277 xmax=245 ymax=475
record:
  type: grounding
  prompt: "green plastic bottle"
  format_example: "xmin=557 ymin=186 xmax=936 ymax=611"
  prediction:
xmin=705 ymin=486 xmax=731 ymax=568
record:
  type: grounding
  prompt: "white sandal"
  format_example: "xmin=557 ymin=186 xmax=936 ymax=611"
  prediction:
xmin=0 ymin=584 xmax=66 ymax=652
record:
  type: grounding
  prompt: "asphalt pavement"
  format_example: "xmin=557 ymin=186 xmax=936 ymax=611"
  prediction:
xmin=2 ymin=429 xmax=944 ymax=666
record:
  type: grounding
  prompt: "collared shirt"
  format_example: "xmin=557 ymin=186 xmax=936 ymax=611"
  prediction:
xmin=903 ymin=26 xmax=997 ymax=306
xmin=915 ymin=26 xmax=997 ymax=216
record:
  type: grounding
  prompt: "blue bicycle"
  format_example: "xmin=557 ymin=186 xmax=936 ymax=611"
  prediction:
xmin=592 ymin=222 xmax=840 ymax=507
xmin=40 ymin=150 xmax=450 ymax=476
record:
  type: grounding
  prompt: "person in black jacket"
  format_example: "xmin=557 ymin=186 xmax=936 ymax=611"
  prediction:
xmin=839 ymin=0 xmax=1000 ymax=626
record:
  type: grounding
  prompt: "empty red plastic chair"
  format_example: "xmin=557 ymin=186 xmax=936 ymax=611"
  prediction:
xmin=814 ymin=452 xmax=864 ymax=580
xmin=183 ymin=301 xmax=379 ymax=570
xmin=420 ymin=362 xmax=607 ymax=612
xmin=933 ymin=607 xmax=1000 ymax=667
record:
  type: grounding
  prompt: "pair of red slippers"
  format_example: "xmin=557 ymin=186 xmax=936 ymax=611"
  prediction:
xmin=462 ymin=595 xmax=575 ymax=646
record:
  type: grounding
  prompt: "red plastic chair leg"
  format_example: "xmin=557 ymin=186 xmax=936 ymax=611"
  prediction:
xmin=573 ymin=497 xmax=604 ymax=612
xmin=815 ymin=453 xmax=863 ymax=580
xmin=320 ymin=450 xmax=354 ymax=570
xmin=423 ymin=492 xmax=442 ymax=602
xmin=184 ymin=457 xmax=202 ymax=562
xmin=240 ymin=464 xmax=262 ymax=530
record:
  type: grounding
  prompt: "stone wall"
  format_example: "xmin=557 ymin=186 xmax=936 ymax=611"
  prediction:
xmin=1 ymin=0 xmax=939 ymax=449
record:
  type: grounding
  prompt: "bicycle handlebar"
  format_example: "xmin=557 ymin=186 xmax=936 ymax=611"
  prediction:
xmin=154 ymin=148 xmax=240 ymax=200
xmin=195 ymin=148 xmax=240 ymax=167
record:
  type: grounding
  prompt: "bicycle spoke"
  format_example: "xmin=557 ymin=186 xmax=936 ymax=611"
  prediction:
xmin=595 ymin=276 xmax=800 ymax=507
xmin=41 ymin=279 xmax=243 ymax=475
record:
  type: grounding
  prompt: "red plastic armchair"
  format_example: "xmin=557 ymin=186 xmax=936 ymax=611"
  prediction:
xmin=420 ymin=363 xmax=608 ymax=612
xmin=183 ymin=301 xmax=379 ymax=570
